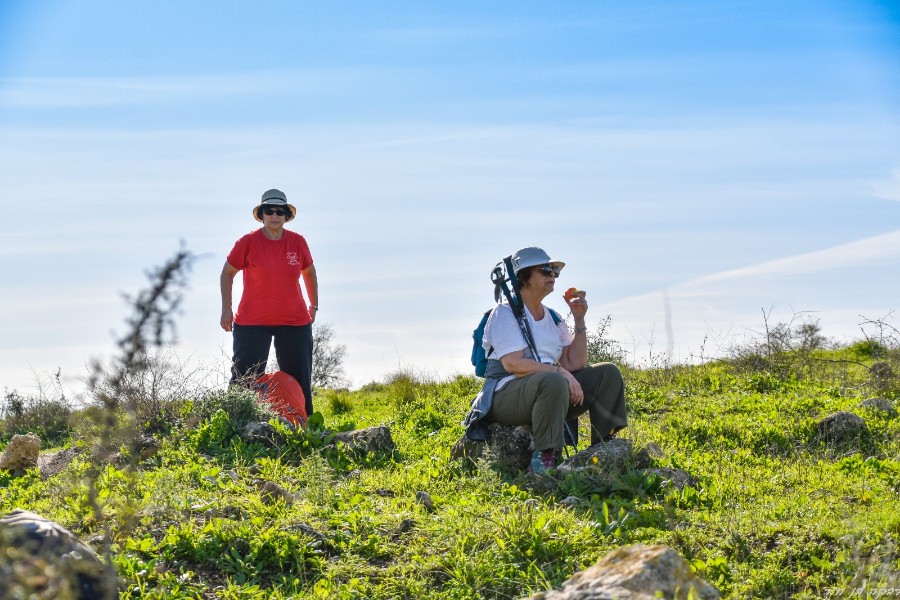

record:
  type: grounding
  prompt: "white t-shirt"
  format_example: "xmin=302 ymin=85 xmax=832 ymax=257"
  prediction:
xmin=483 ymin=303 xmax=573 ymax=389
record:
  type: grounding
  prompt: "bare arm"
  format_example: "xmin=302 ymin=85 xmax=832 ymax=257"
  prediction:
xmin=220 ymin=261 xmax=239 ymax=331
xmin=301 ymin=264 xmax=318 ymax=323
xmin=500 ymin=349 xmax=585 ymax=406
xmin=558 ymin=291 xmax=589 ymax=372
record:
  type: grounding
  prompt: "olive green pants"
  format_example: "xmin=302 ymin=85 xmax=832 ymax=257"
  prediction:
xmin=486 ymin=362 xmax=628 ymax=450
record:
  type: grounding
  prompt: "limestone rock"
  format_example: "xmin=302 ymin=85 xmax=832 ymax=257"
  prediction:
xmin=38 ymin=447 xmax=78 ymax=479
xmin=396 ymin=518 xmax=417 ymax=535
xmin=254 ymin=479 xmax=294 ymax=505
xmin=0 ymin=433 xmax=41 ymax=472
xmin=240 ymin=421 xmax=285 ymax=447
xmin=633 ymin=442 xmax=665 ymax=469
xmin=522 ymin=544 xmax=720 ymax=600
xmin=869 ymin=362 xmax=894 ymax=379
xmin=645 ymin=467 xmax=697 ymax=491
xmin=818 ymin=411 xmax=866 ymax=446
xmin=0 ymin=509 xmax=107 ymax=599
xmin=858 ymin=397 xmax=897 ymax=418
xmin=137 ymin=434 xmax=160 ymax=460
xmin=415 ymin=490 xmax=435 ymax=512
xmin=556 ymin=439 xmax=633 ymax=476
xmin=331 ymin=425 xmax=395 ymax=453
xmin=559 ymin=496 xmax=581 ymax=509
xmin=286 ymin=522 xmax=333 ymax=553
xmin=451 ymin=423 xmax=534 ymax=473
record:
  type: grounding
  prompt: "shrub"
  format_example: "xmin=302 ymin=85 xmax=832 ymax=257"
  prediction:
xmin=188 ymin=386 xmax=275 ymax=432
xmin=321 ymin=389 xmax=353 ymax=415
xmin=1 ymin=388 xmax=73 ymax=447
xmin=89 ymin=348 xmax=219 ymax=435
xmin=586 ymin=315 xmax=627 ymax=365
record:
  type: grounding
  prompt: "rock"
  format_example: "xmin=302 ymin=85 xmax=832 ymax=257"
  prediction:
xmin=450 ymin=435 xmax=485 ymax=462
xmin=137 ymin=435 xmax=160 ymax=460
xmin=521 ymin=544 xmax=719 ymax=600
xmin=869 ymin=362 xmax=894 ymax=379
xmin=644 ymin=467 xmax=697 ymax=491
xmin=375 ymin=488 xmax=396 ymax=498
xmin=253 ymin=479 xmax=294 ymax=505
xmin=633 ymin=443 xmax=665 ymax=469
xmin=818 ymin=411 xmax=867 ymax=446
xmin=0 ymin=509 xmax=108 ymax=599
xmin=415 ymin=491 xmax=435 ymax=512
xmin=396 ymin=518 xmax=417 ymax=535
xmin=0 ymin=433 xmax=41 ymax=472
xmin=858 ymin=398 xmax=897 ymax=418
xmin=556 ymin=439 xmax=633 ymax=476
xmin=38 ymin=447 xmax=78 ymax=479
xmin=559 ymin=496 xmax=581 ymax=509
xmin=240 ymin=421 xmax=285 ymax=447
xmin=286 ymin=522 xmax=333 ymax=553
xmin=331 ymin=426 xmax=395 ymax=453
xmin=451 ymin=423 xmax=534 ymax=473
xmin=485 ymin=424 xmax=535 ymax=473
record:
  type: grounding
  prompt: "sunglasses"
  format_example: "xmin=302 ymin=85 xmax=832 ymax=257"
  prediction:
xmin=538 ymin=264 xmax=560 ymax=277
xmin=263 ymin=208 xmax=287 ymax=216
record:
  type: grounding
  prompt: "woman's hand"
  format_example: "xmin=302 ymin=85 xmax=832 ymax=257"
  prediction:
xmin=220 ymin=308 xmax=233 ymax=332
xmin=559 ymin=366 xmax=584 ymax=405
xmin=563 ymin=288 xmax=588 ymax=319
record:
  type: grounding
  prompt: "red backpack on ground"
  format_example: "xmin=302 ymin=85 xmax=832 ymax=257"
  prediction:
xmin=254 ymin=371 xmax=308 ymax=427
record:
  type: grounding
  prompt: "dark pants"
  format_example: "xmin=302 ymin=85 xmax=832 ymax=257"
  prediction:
xmin=231 ymin=323 xmax=314 ymax=417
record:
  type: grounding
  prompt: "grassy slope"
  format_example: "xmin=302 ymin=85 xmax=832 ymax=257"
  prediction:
xmin=1 ymin=345 xmax=898 ymax=599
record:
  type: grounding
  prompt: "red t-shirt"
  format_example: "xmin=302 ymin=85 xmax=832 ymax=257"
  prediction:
xmin=227 ymin=229 xmax=314 ymax=326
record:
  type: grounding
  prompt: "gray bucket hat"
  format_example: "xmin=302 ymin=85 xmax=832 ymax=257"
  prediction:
xmin=511 ymin=246 xmax=565 ymax=274
xmin=253 ymin=188 xmax=297 ymax=222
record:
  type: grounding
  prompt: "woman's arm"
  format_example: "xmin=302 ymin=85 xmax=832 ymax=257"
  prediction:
xmin=220 ymin=262 xmax=239 ymax=331
xmin=301 ymin=264 xmax=318 ymax=322
xmin=559 ymin=291 xmax=589 ymax=372
xmin=500 ymin=349 xmax=557 ymax=377
xmin=500 ymin=350 xmax=585 ymax=406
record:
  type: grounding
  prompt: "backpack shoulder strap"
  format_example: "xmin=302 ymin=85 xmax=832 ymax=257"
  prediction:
xmin=548 ymin=308 xmax=563 ymax=325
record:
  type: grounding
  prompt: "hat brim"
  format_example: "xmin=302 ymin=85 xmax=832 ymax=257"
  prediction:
xmin=253 ymin=203 xmax=297 ymax=222
xmin=515 ymin=258 xmax=566 ymax=273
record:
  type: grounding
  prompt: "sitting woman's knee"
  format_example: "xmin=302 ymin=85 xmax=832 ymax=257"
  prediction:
xmin=532 ymin=371 xmax=569 ymax=405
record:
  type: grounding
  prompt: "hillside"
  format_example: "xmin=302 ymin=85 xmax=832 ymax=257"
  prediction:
xmin=1 ymin=335 xmax=898 ymax=598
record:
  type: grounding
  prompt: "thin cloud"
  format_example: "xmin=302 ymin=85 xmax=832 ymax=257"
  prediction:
xmin=0 ymin=68 xmax=398 ymax=108
xmin=869 ymin=168 xmax=900 ymax=202
xmin=695 ymin=229 xmax=900 ymax=286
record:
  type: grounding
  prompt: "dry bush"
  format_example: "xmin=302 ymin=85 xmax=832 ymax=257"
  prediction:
xmin=726 ymin=308 xmax=831 ymax=381
xmin=1 ymin=384 xmax=72 ymax=447
xmin=89 ymin=347 xmax=223 ymax=434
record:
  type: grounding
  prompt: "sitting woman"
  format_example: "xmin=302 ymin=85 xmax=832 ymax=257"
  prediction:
xmin=481 ymin=247 xmax=627 ymax=474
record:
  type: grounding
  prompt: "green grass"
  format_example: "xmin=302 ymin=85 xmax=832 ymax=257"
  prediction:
xmin=1 ymin=347 xmax=898 ymax=599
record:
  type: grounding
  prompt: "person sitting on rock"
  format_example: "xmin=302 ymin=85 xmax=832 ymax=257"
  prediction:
xmin=477 ymin=247 xmax=628 ymax=474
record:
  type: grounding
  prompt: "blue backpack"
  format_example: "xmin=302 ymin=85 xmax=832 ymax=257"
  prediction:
xmin=471 ymin=307 xmax=563 ymax=377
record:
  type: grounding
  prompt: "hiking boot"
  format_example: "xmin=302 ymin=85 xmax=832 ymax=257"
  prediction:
xmin=527 ymin=449 xmax=556 ymax=475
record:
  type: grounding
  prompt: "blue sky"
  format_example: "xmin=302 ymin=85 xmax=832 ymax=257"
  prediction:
xmin=1 ymin=1 xmax=899 ymax=395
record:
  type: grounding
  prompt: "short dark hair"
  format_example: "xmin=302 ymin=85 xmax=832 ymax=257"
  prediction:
xmin=517 ymin=266 xmax=538 ymax=287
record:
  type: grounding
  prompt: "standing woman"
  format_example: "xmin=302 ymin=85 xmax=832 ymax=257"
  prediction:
xmin=220 ymin=189 xmax=318 ymax=417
